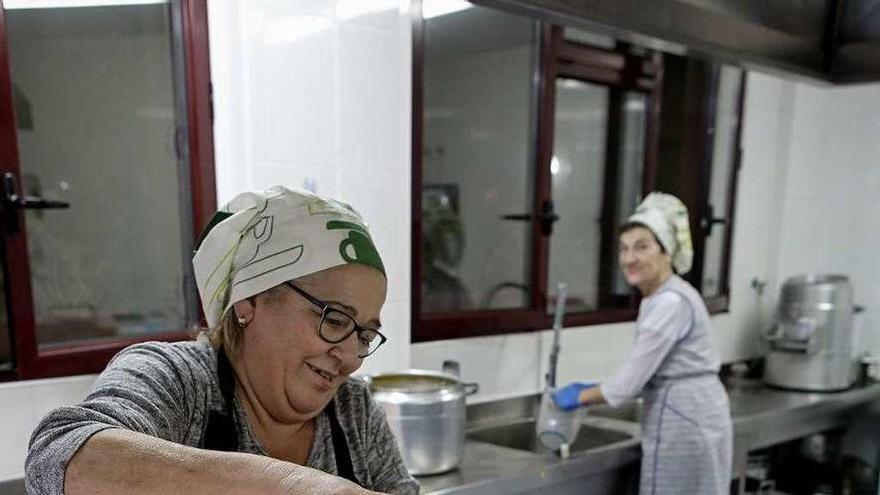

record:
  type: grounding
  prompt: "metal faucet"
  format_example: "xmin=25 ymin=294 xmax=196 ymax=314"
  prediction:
xmin=546 ymin=283 xmax=567 ymax=389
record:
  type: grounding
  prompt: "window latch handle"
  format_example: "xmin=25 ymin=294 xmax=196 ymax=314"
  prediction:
xmin=2 ymin=172 xmax=70 ymax=233
xmin=701 ymin=203 xmax=725 ymax=236
xmin=500 ymin=200 xmax=560 ymax=236
xmin=501 ymin=213 xmax=532 ymax=221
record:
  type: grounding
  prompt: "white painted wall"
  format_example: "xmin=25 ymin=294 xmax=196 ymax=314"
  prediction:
xmin=3 ymin=0 xmax=880 ymax=483
xmin=773 ymin=82 xmax=880 ymax=356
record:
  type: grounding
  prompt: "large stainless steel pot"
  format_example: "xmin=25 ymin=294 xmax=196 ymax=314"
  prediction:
xmin=763 ymin=274 xmax=857 ymax=391
xmin=367 ymin=368 xmax=478 ymax=475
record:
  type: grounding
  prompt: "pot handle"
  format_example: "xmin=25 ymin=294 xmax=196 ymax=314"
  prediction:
xmin=462 ymin=382 xmax=479 ymax=396
xmin=442 ymin=359 xmax=461 ymax=378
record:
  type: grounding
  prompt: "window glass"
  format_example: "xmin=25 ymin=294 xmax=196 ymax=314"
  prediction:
xmin=548 ymin=79 xmax=609 ymax=312
xmin=6 ymin=3 xmax=192 ymax=349
xmin=421 ymin=6 xmax=537 ymax=312
xmin=609 ymin=92 xmax=647 ymax=297
xmin=548 ymin=79 xmax=646 ymax=311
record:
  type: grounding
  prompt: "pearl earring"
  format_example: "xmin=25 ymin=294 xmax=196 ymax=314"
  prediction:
xmin=237 ymin=316 xmax=249 ymax=328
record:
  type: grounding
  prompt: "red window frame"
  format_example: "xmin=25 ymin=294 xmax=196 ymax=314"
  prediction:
xmin=656 ymin=59 xmax=747 ymax=314
xmin=0 ymin=0 xmax=215 ymax=380
xmin=695 ymin=68 xmax=747 ymax=314
xmin=411 ymin=14 xmax=664 ymax=342
xmin=411 ymin=4 xmax=746 ymax=343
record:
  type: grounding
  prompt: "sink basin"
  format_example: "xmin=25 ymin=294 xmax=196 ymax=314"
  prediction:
xmin=467 ymin=419 xmax=632 ymax=454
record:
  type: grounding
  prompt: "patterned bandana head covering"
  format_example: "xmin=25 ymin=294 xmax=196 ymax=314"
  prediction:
xmin=193 ymin=186 xmax=385 ymax=328
xmin=626 ymin=192 xmax=693 ymax=274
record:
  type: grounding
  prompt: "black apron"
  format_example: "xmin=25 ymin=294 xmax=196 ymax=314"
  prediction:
xmin=203 ymin=350 xmax=360 ymax=486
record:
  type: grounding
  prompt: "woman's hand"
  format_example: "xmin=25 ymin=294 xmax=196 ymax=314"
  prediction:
xmin=552 ymin=382 xmax=597 ymax=411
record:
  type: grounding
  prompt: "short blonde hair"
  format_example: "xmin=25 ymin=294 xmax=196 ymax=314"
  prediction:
xmin=206 ymin=309 xmax=242 ymax=353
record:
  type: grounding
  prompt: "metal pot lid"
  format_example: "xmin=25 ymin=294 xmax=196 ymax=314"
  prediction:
xmin=369 ymin=370 xmax=458 ymax=393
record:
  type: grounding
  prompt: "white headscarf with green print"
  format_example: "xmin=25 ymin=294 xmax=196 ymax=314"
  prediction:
xmin=627 ymin=192 xmax=694 ymax=275
xmin=193 ymin=186 xmax=385 ymax=328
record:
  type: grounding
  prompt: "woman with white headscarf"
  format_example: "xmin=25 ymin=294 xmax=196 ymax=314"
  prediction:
xmin=26 ymin=186 xmax=419 ymax=495
xmin=553 ymin=192 xmax=733 ymax=495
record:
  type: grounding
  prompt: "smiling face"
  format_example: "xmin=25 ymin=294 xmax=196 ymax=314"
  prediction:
xmin=232 ymin=263 xmax=386 ymax=422
xmin=618 ymin=225 xmax=673 ymax=296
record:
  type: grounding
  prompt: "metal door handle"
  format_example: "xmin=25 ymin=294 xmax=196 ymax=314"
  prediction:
xmin=14 ymin=196 xmax=71 ymax=209
xmin=501 ymin=213 xmax=533 ymax=221
xmin=2 ymin=172 xmax=70 ymax=232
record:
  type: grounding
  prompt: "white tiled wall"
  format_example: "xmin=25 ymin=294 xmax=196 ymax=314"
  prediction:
xmin=774 ymin=82 xmax=880 ymax=355
xmin=207 ymin=0 xmax=413 ymax=375
xmin=0 ymin=375 xmax=95 ymax=481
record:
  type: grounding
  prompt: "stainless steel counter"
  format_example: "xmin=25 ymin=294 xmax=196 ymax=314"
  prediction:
xmin=2 ymin=384 xmax=877 ymax=495
xmin=418 ymin=382 xmax=880 ymax=495
xmin=728 ymin=381 xmax=880 ymax=493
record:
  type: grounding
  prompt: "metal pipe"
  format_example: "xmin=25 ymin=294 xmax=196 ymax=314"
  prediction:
xmin=546 ymin=282 xmax=567 ymax=389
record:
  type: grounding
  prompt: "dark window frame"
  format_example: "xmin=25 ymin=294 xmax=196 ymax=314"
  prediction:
xmin=533 ymin=28 xmax=663 ymax=327
xmin=662 ymin=60 xmax=747 ymax=314
xmin=699 ymin=66 xmax=747 ymax=314
xmin=0 ymin=0 xmax=216 ymax=380
xmin=412 ymin=10 xmax=666 ymax=342
xmin=412 ymin=4 xmax=748 ymax=342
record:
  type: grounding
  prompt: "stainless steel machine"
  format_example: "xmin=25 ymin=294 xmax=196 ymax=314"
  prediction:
xmin=763 ymin=274 xmax=858 ymax=391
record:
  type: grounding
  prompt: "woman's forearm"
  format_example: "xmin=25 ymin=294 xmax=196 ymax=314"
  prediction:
xmin=64 ymin=429 xmax=356 ymax=495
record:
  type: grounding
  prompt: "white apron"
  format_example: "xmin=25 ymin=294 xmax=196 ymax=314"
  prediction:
xmin=639 ymin=374 xmax=732 ymax=494
xmin=600 ymin=276 xmax=733 ymax=495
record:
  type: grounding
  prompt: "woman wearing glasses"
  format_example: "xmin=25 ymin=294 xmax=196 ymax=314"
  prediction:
xmin=26 ymin=187 xmax=419 ymax=495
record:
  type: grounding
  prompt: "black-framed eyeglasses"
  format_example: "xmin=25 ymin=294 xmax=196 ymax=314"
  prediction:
xmin=285 ymin=282 xmax=387 ymax=358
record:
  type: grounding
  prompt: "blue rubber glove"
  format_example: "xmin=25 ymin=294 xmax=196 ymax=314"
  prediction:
xmin=552 ymin=382 xmax=597 ymax=411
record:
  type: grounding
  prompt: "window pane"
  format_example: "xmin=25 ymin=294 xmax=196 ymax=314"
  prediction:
xmin=548 ymin=80 xmax=646 ymax=312
xmin=702 ymin=66 xmax=743 ymax=297
xmin=609 ymin=93 xmax=648 ymax=297
xmin=548 ymin=79 xmax=608 ymax=312
xmin=421 ymin=6 xmax=536 ymax=312
xmin=7 ymin=4 xmax=192 ymax=349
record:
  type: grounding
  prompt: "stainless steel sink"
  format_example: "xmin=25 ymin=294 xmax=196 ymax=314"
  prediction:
xmin=467 ymin=419 xmax=632 ymax=454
